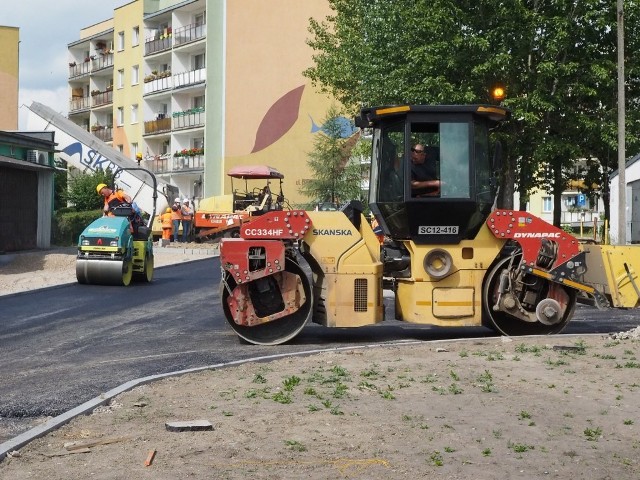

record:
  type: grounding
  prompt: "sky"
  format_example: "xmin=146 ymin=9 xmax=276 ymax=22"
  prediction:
xmin=1 ymin=1 xmax=126 ymax=129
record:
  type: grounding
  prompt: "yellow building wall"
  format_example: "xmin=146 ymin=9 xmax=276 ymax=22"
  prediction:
xmin=112 ymin=1 xmax=144 ymax=158
xmin=0 ymin=26 xmax=19 ymax=131
xmin=224 ymin=0 xmax=340 ymax=207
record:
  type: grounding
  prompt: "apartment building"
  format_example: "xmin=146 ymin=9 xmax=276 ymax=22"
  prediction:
xmin=66 ymin=0 xmax=335 ymax=206
xmin=0 ymin=26 xmax=19 ymax=130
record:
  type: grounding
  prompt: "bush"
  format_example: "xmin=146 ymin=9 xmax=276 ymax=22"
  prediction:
xmin=52 ymin=210 xmax=102 ymax=246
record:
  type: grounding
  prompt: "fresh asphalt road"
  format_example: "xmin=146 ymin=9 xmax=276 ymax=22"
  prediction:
xmin=1 ymin=257 xmax=638 ymax=442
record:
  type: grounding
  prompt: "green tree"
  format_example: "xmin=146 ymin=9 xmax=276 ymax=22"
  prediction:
xmin=304 ymin=0 xmax=640 ymax=224
xmin=53 ymin=158 xmax=68 ymax=211
xmin=66 ymin=168 xmax=114 ymax=212
xmin=299 ymin=106 xmax=363 ymax=207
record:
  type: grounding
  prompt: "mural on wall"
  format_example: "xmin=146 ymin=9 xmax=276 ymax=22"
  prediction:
xmin=251 ymin=84 xmax=358 ymax=155
xmin=226 ymin=83 xmax=360 ymax=206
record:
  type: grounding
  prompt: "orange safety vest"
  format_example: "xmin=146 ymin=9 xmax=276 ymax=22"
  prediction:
xmin=181 ymin=206 xmax=193 ymax=221
xmin=104 ymin=190 xmax=129 ymax=213
xmin=161 ymin=212 xmax=173 ymax=229
xmin=171 ymin=207 xmax=183 ymax=221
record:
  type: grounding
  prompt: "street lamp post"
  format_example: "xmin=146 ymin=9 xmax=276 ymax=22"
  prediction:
xmin=617 ymin=0 xmax=626 ymax=244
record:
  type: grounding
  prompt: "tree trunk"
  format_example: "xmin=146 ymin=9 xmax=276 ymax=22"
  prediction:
xmin=497 ymin=155 xmax=516 ymax=209
xmin=552 ymin=160 xmax=563 ymax=227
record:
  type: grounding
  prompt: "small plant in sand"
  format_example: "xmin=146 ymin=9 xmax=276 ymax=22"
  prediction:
xmin=285 ymin=440 xmax=307 ymax=452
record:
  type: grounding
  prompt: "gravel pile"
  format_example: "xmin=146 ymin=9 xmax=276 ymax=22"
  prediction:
xmin=609 ymin=325 xmax=640 ymax=340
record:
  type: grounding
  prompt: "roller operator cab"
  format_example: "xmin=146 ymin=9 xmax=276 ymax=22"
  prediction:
xmin=357 ymin=104 xmax=507 ymax=244
xmin=219 ymin=105 xmax=640 ymax=345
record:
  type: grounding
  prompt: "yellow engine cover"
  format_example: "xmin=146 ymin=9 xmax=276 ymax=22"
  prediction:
xmin=304 ymin=211 xmax=384 ymax=327
xmin=395 ymin=226 xmax=504 ymax=326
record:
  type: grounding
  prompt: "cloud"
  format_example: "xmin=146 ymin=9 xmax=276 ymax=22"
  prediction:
xmin=19 ymin=86 xmax=69 ymax=129
xmin=6 ymin=1 xmax=123 ymax=128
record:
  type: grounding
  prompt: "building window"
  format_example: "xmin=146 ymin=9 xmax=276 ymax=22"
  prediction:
xmin=132 ymin=26 xmax=139 ymax=47
xmin=117 ymin=31 xmax=125 ymax=51
xmin=195 ymin=12 xmax=205 ymax=27
xmin=132 ymin=65 xmax=139 ymax=85
xmin=194 ymin=95 xmax=205 ymax=109
xmin=132 ymin=142 xmax=138 ymax=157
xmin=117 ymin=107 xmax=124 ymax=126
xmin=118 ymin=69 xmax=124 ymax=88
xmin=542 ymin=196 xmax=552 ymax=213
xmin=118 ymin=144 xmax=124 ymax=153
xmin=131 ymin=104 xmax=138 ymax=124
xmin=194 ymin=53 xmax=205 ymax=70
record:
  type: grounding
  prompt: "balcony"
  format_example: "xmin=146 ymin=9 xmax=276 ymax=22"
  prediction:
xmin=144 ymin=73 xmax=172 ymax=95
xmin=145 ymin=152 xmax=204 ymax=174
xmin=69 ymin=61 xmax=90 ymax=78
xmin=174 ymin=68 xmax=206 ymax=89
xmin=144 ymin=117 xmax=172 ymax=135
xmin=69 ymin=96 xmax=90 ymax=112
xmin=91 ymin=126 xmax=113 ymax=142
xmin=172 ymin=108 xmax=204 ymax=130
xmin=173 ymin=154 xmax=204 ymax=172
xmin=173 ymin=22 xmax=206 ymax=47
xmin=91 ymin=89 xmax=113 ymax=107
xmin=145 ymin=36 xmax=172 ymax=56
xmin=92 ymin=53 xmax=114 ymax=72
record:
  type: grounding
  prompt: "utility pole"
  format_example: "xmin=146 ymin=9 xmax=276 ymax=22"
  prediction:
xmin=617 ymin=0 xmax=626 ymax=244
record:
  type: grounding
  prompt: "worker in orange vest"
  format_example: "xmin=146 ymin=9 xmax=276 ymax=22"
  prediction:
xmin=97 ymin=183 xmax=132 ymax=216
xmin=159 ymin=207 xmax=173 ymax=240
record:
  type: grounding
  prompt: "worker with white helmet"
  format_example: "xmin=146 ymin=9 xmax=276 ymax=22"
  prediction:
xmin=181 ymin=199 xmax=194 ymax=242
xmin=171 ymin=197 xmax=183 ymax=242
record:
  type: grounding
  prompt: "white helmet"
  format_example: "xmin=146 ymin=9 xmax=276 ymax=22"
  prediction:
xmin=174 ymin=197 xmax=181 ymax=203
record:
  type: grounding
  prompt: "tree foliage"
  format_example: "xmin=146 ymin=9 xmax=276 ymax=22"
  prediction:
xmin=304 ymin=0 xmax=640 ymax=223
xmin=299 ymin=105 xmax=363 ymax=207
xmin=65 ymin=168 xmax=114 ymax=212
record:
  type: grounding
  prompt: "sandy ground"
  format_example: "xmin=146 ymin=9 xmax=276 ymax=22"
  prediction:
xmin=0 ymin=243 xmax=218 ymax=296
xmin=1 ymin=247 xmax=639 ymax=479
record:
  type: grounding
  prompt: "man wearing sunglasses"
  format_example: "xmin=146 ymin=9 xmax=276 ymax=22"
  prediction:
xmin=410 ymin=144 xmax=440 ymax=197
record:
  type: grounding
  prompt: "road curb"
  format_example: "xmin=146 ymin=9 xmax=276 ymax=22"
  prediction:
xmin=0 ymin=333 xmax=604 ymax=461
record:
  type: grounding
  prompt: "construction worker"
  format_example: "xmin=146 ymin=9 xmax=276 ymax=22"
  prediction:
xmin=97 ymin=183 xmax=132 ymax=216
xmin=171 ymin=197 xmax=182 ymax=242
xmin=181 ymin=199 xmax=194 ymax=242
xmin=159 ymin=207 xmax=173 ymax=240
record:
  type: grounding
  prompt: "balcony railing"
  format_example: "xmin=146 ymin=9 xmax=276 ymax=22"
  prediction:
xmin=144 ymin=76 xmax=172 ymax=94
xmin=145 ymin=154 xmax=204 ymax=174
xmin=173 ymin=22 xmax=206 ymax=47
xmin=69 ymin=96 xmax=90 ymax=112
xmin=173 ymin=154 xmax=204 ymax=171
xmin=92 ymin=53 xmax=114 ymax=71
xmin=174 ymin=68 xmax=206 ymax=89
xmin=144 ymin=117 xmax=172 ymax=135
xmin=173 ymin=109 xmax=205 ymax=130
xmin=145 ymin=36 xmax=172 ymax=55
xmin=91 ymin=90 xmax=113 ymax=107
xmin=69 ymin=62 xmax=91 ymax=78
xmin=92 ymin=126 xmax=113 ymax=142
xmin=146 ymin=155 xmax=170 ymax=174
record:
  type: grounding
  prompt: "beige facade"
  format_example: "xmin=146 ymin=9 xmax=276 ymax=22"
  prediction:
xmin=67 ymin=0 xmax=336 ymax=207
xmin=0 ymin=26 xmax=19 ymax=131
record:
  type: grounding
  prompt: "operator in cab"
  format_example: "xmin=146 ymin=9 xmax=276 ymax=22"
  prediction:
xmin=96 ymin=183 xmax=132 ymax=216
xmin=409 ymin=144 xmax=440 ymax=197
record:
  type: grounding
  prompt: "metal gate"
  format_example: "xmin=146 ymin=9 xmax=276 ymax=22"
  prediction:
xmin=0 ymin=167 xmax=38 ymax=251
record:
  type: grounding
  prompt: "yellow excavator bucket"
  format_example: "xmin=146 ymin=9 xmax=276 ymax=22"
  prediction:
xmin=580 ymin=244 xmax=640 ymax=308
